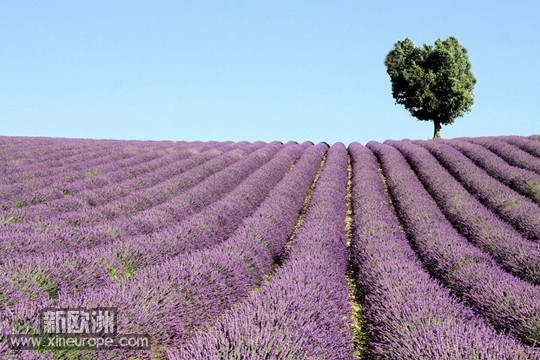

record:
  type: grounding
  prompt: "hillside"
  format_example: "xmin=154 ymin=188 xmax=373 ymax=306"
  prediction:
xmin=0 ymin=135 xmax=539 ymax=359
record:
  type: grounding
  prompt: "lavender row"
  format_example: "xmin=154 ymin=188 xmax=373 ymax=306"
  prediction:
xmin=442 ymin=139 xmax=540 ymax=204
xmin=410 ymin=139 xmax=540 ymax=241
xmin=368 ymin=141 xmax=540 ymax=346
xmin=0 ymin=147 xmax=176 ymax=215
xmin=74 ymin=142 xmax=265 ymax=228
xmin=77 ymin=143 xmax=235 ymax=196
xmin=1 ymin=143 xmax=327 ymax=359
xmin=167 ymin=143 xmax=353 ymax=360
xmin=65 ymin=144 xmax=237 ymax=207
xmin=0 ymin=142 xmax=134 ymax=200
xmin=40 ymin=144 xmax=230 ymax=209
xmin=0 ymin=143 xmax=167 ymax=209
xmin=0 ymin=141 xmax=238 ymax=227
xmin=0 ymin=143 xmax=253 ymax=253
xmin=0 ymin=139 xmax=213 ymax=192
xmin=388 ymin=140 xmax=540 ymax=284
xmin=0 ymin=140 xmax=93 ymax=178
xmin=467 ymin=136 xmax=540 ymax=174
xmin=0 ymin=142 xmax=286 ymax=306
xmin=348 ymin=142 xmax=539 ymax=359
xmin=0 ymin=139 xmax=166 ymax=189
xmin=0 ymin=138 xmax=125 ymax=181
xmin=0 ymin=142 xmax=262 ymax=252
xmin=58 ymin=143 xmax=262 ymax=227
xmin=0 ymin=141 xmax=265 ymax=260
xmin=500 ymin=136 xmax=540 ymax=158
xmin=0 ymin=137 xmax=185 ymax=186
xmin=0 ymin=141 xmax=268 ymax=259
xmin=0 ymin=137 xmax=204 ymax=180
xmin=0 ymin=141 xmax=203 ymax=211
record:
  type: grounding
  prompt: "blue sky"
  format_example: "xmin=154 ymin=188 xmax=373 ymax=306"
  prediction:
xmin=1 ymin=1 xmax=538 ymax=144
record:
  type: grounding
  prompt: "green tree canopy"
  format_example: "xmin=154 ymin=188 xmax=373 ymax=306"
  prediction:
xmin=384 ymin=37 xmax=476 ymax=138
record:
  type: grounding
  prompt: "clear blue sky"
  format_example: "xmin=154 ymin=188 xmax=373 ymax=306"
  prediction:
xmin=1 ymin=1 xmax=538 ymax=144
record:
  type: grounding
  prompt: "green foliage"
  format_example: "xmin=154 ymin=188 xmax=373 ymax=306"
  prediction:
xmin=31 ymin=269 xmax=59 ymax=299
xmin=385 ymin=37 xmax=476 ymax=138
xmin=5 ymin=214 xmax=22 ymax=224
xmin=107 ymin=266 xmax=122 ymax=282
xmin=84 ymin=169 xmax=102 ymax=178
xmin=106 ymin=227 xmax=120 ymax=238
xmin=13 ymin=200 xmax=26 ymax=208
xmin=525 ymin=181 xmax=540 ymax=204
xmin=35 ymin=343 xmax=94 ymax=360
xmin=107 ymin=257 xmax=137 ymax=282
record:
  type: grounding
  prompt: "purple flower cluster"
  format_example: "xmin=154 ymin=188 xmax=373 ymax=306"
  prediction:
xmin=0 ymin=139 xmax=188 ymax=210
xmin=441 ymin=138 xmax=540 ymax=204
xmin=468 ymin=136 xmax=540 ymax=174
xmin=0 ymin=142 xmax=257 ymax=257
xmin=349 ymin=142 xmax=539 ymax=359
xmin=368 ymin=141 xmax=540 ymax=346
xmin=407 ymin=139 xmax=540 ymax=241
xmin=387 ymin=139 xmax=540 ymax=284
xmin=1 ymin=143 xmax=327 ymax=359
xmin=167 ymin=144 xmax=354 ymax=360
xmin=1 ymin=141 xmax=231 ymax=220
xmin=4 ymin=141 xmax=249 ymax=226
xmin=0 ymin=142 xmax=282 ymax=308
xmin=1 ymin=137 xmax=130 ymax=183
xmin=500 ymin=135 xmax=540 ymax=158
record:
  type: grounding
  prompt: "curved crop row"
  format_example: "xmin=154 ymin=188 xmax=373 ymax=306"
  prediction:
xmin=500 ymin=136 xmax=540 ymax=158
xmin=408 ymin=139 xmax=540 ymax=241
xmin=0 ymin=142 xmax=221 ymax=219
xmin=168 ymin=143 xmax=354 ymax=360
xmin=0 ymin=139 xmax=126 ymax=182
xmin=0 ymin=141 xmax=178 ymax=207
xmin=0 ymin=139 xmax=206 ymax=182
xmin=388 ymin=140 xmax=540 ymax=284
xmin=0 ymin=143 xmax=213 ymax=222
xmin=0 ymin=141 xmax=240 ymax=229
xmin=0 ymin=143 xmax=283 ymax=306
xmin=368 ymin=141 xmax=540 ymax=346
xmin=0 ymin=137 xmax=90 ymax=173
xmin=52 ymin=144 xmax=233 ymax=209
xmin=349 ymin=142 xmax=539 ymax=359
xmin=442 ymin=139 xmax=540 ymax=204
xmin=1 ymin=143 xmax=327 ymax=359
xmin=0 ymin=143 xmax=262 ymax=257
xmin=468 ymin=136 xmax=540 ymax=174
xmin=0 ymin=144 xmax=138 ymax=207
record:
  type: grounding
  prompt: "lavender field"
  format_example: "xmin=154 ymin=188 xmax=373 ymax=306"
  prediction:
xmin=0 ymin=135 xmax=539 ymax=359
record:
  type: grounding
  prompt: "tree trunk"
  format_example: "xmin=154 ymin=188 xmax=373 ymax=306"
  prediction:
xmin=433 ymin=120 xmax=442 ymax=139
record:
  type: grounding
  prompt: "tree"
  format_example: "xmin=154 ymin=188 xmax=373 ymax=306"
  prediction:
xmin=384 ymin=37 xmax=476 ymax=138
